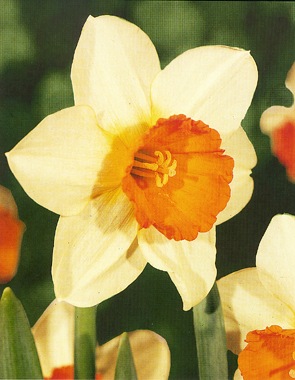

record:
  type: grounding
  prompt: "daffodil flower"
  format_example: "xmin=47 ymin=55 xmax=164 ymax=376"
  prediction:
xmin=218 ymin=214 xmax=295 ymax=380
xmin=6 ymin=15 xmax=257 ymax=309
xmin=0 ymin=184 xmax=25 ymax=283
xmin=32 ymin=299 xmax=170 ymax=380
xmin=260 ymin=62 xmax=295 ymax=182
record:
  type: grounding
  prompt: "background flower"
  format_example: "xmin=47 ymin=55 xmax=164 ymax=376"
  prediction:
xmin=32 ymin=300 xmax=170 ymax=380
xmin=260 ymin=62 xmax=295 ymax=182
xmin=218 ymin=214 xmax=295 ymax=378
xmin=0 ymin=185 xmax=25 ymax=283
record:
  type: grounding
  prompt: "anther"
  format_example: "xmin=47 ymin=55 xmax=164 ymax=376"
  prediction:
xmin=131 ymin=149 xmax=177 ymax=187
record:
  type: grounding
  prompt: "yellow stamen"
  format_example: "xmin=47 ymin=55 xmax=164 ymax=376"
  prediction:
xmin=131 ymin=149 xmax=177 ymax=187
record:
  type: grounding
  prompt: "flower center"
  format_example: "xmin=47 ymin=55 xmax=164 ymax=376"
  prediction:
xmin=131 ymin=149 xmax=177 ymax=187
xmin=122 ymin=114 xmax=234 ymax=241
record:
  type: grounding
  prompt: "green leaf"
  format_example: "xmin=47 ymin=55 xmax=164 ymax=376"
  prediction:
xmin=0 ymin=287 xmax=43 ymax=379
xmin=193 ymin=282 xmax=228 ymax=380
xmin=74 ymin=305 xmax=97 ymax=380
xmin=115 ymin=332 xmax=138 ymax=380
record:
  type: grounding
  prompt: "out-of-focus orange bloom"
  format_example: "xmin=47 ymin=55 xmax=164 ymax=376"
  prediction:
xmin=45 ymin=365 xmax=103 ymax=379
xmin=0 ymin=185 xmax=25 ymax=283
xmin=260 ymin=62 xmax=295 ymax=182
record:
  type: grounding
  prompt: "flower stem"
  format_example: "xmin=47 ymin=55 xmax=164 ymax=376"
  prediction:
xmin=74 ymin=305 xmax=97 ymax=379
xmin=193 ymin=281 xmax=228 ymax=380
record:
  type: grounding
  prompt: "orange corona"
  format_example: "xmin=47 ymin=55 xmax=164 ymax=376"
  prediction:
xmin=122 ymin=114 xmax=234 ymax=241
xmin=239 ymin=325 xmax=295 ymax=380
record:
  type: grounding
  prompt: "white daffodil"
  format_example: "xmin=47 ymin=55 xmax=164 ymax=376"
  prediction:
xmin=0 ymin=184 xmax=25 ymax=283
xmin=260 ymin=62 xmax=295 ymax=182
xmin=218 ymin=214 xmax=295 ymax=380
xmin=7 ymin=15 xmax=257 ymax=309
xmin=32 ymin=299 xmax=170 ymax=380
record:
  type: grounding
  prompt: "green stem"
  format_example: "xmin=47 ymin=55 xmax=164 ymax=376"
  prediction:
xmin=193 ymin=282 xmax=228 ymax=380
xmin=74 ymin=305 xmax=97 ymax=379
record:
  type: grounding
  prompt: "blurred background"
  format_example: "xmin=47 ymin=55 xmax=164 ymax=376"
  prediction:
xmin=1 ymin=1 xmax=295 ymax=378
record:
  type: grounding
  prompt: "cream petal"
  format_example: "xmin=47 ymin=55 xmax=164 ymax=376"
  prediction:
xmin=256 ymin=214 xmax=295 ymax=311
xmin=151 ymin=46 xmax=258 ymax=135
xmin=285 ymin=61 xmax=295 ymax=95
xmin=0 ymin=185 xmax=18 ymax=217
xmin=53 ymin=188 xmax=146 ymax=307
xmin=234 ymin=369 xmax=243 ymax=380
xmin=32 ymin=299 xmax=75 ymax=378
xmin=217 ymin=127 xmax=257 ymax=224
xmin=138 ymin=226 xmax=216 ymax=311
xmin=96 ymin=330 xmax=170 ymax=380
xmin=6 ymin=106 xmax=125 ymax=216
xmin=71 ymin=15 xmax=161 ymax=148
xmin=260 ymin=105 xmax=295 ymax=135
xmin=217 ymin=268 xmax=295 ymax=355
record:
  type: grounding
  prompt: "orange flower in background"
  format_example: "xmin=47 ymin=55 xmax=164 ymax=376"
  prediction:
xmin=260 ymin=62 xmax=295 ymax=182
xmin=7 ymin=15 xmax=257 ymax=309
xmin=218 ymin=214 xmax=295 ymax=379
xmin=32 ymin=300 xmax=170 ymax=380
xmin=0 ymin=184 xmax=25 ymax=283
xmin=237 ymin=325 xmax=295 ymax=380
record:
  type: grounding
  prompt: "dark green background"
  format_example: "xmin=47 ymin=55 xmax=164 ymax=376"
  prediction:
xmin=1 ymin=1 xmax=295 ymax=378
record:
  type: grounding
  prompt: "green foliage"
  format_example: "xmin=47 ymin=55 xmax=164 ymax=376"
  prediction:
xmin=115 ymin=332 xmax=137 ymax=380
xmin=193 ymin=282 xmax=228 ymax=380
xmin=0 ymin=288 xmax=43 ymax=379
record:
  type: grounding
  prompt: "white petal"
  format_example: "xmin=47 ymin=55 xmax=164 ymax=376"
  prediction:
xmin=217 ymin=127 xmax=257 ymax=224
xmin=0 ymin=185 xmax=18 ymax=217
xmin=234 ymin=369 xmax=243 ymax=380
xmin=151 ymin=46 xmax=258 ymax=135
xmin=138 ymin=226 xmax=216 ymax=310
xmin=71 ymin=15 xmax=161 ymax=148
xmin=260 ymin=105 xmax=295 ymax=135
xmin=6 ymin=106 xmax=124 ymax=216
xmin=217 ymin=268 xmax=295 ymax=355
xmin=96 ymin=330 xmax=170 ymax=380
xmin=256 ymin=214 xmax=295 ymax=311
xmin=32 ymin=300 xmax=75 ymax=378
xmin=53 ymin=188 xmax=146 ymax=307
xmin=285 ymin=61 xmax=295 ymax=95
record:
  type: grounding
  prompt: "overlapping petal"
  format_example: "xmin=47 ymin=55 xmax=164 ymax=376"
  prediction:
xmin=71 ymin=15 xmax=161 ymax=148
xmin=217 ymin=268 xmax=295 ymax=355
xmin=53 ymin=188 xmax=146 ymax=307
xmin=6 ymin=106 xmax=124 ymax=216
xmin=151 ymin=46 xmax=258 ymax=136
xmin=32 ymin=300 xmax=74 ymax=378
xmin=32 ymin=300 xmax=170 ymax=379
xmin=97 ymin=330 xmax=171 ymax=380
xmin=256 ymin=214 xmax=295 ymax=312
xmin=138 ymin=227 xmax=216 ymax=310
xmin=217 ymin=127 xmax=257 ymax=224
xmin=260 ymin=105 xmax=295 ymax=135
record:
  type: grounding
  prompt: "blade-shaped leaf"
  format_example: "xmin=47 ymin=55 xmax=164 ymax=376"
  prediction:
xmin=115 ymin=332 xmax=137 ymax=380
xmin=193 ymin=281 xmax=228 ymax=380
xmin=0 ymin=287 xmax=43 ymax=379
